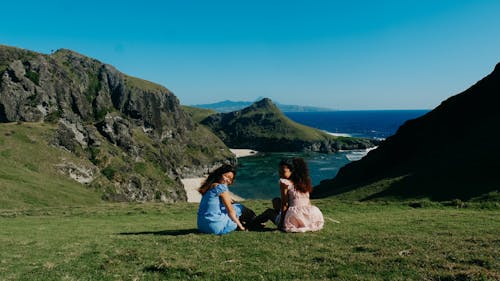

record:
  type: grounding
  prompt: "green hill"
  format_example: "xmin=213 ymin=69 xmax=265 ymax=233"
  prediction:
xmin=181 ymin=105 xmax=216 ymax=123
xmin=0 ymin=122 xmax=103 ymax=209
xmin=0 ymin=45 xmax=234 ymax=205
xmin=313 ymin=62 xmax=500 ymax=201
xmin=201 ymin=98 xmax=377 ymax=152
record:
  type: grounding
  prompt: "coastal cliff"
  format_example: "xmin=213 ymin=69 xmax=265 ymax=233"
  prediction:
xmin=0 ymin=45 xmax=234 ymax=203
xmin=200 ymin=98 xmax=378 ymax=153
xmin=313 ymin=62 xmax=500 ymax=201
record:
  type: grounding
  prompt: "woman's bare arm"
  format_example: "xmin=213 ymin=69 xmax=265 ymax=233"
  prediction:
xmin=279 ymin=182 xmax=289 ymax=229
xmin=220 ymin=191 xmax=245 ymax=231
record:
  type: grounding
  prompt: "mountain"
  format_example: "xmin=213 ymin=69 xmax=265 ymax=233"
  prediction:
xmin=192 ymin=100 xmax=253 ymax=113
xmin=192 ymin=99 xmax=335 ymax=113
xmin=0 ymin=45 xmax=234 ymax=205
xmin=200 ymin=98 xmax=377 ymax=152
xmin=313 ymin=62 xmax=500 ymax=201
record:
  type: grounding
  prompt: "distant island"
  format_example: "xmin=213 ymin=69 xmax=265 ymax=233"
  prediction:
xmin=189 ymin=98 xmax=378 ymax=153
xmin=191 ymin=99 xmax=336 ymax=113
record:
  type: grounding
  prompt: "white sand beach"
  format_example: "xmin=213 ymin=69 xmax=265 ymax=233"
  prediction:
xmin=181 ymin=148 xmax=256 ymax=203
xmin=229 ymin=148 xmax=258 ymax=158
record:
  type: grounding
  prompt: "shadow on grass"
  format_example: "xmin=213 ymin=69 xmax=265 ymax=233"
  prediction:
xmin=247 ymin=226 xmax=281 ymax=232
xmin=119 ymin=227 xmax=280 ymax=236
xmin=119 ymin=228 xmax=199 ymax=236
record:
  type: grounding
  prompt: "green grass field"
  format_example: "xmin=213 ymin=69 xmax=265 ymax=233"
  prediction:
xmin=1 ymin=199 xmax=498 ymax=280
xmin=0 ymin=122 xmax=103 ymax=209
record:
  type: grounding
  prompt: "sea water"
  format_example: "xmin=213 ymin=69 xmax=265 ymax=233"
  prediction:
xmin=230 ymin=110 xmax=429 ymax=199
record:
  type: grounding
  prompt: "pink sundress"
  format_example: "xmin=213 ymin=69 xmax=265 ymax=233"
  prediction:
xmin=282 ymin=180 xmax=324 ymax=232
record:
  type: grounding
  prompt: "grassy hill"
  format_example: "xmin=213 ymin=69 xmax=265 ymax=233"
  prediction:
xmin=314 ymin=62 xmax=500 ymax=201
xmin=0 ymin=200 xmax=498 ymax=280
xmin=181 ymin=105 xmax=216 ymax=123
xmin=201 ymin=98 xmax=376 ymax=152
xmin=0 ymin=122 xmax=103 ymax=209
xmin=0 ymin=121 xmax=228 ymax=208
xmin=0 ymin=44 xmax=235 ymax=203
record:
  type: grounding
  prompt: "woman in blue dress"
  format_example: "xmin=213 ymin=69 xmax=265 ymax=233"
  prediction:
xmin=197 ymin=164 xmax=247 ymax=234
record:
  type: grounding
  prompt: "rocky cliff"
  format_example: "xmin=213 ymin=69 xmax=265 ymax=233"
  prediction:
xmin=0 ymin=45 xmax=234 ymax=203
xmin=313 ymin=62 xmax=500 ymax=201
xmin=201 ymin=98 xmax=378 ymax=153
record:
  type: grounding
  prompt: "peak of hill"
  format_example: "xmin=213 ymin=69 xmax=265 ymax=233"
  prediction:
xmin=201 ymin=98 xmax=377 ymax=152
xmin=313 ymin=62 xmax=500 ymax=201
xmin=0 ymin=44 xmax=234 ymax=206
xmin=247 ymin=97 xmax=276 ymax=110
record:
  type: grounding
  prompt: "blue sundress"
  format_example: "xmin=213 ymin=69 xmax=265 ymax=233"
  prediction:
xmin=197 ymin=184 xmax=243 ymax=235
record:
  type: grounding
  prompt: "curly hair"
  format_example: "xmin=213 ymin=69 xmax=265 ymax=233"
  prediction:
xmin=279 ymin=158 xmax=295 ymax=173
xmin=289 ymin=158 xmax=313 ymax=193
xmin=198 ymin=164 xmax=237 ymax=195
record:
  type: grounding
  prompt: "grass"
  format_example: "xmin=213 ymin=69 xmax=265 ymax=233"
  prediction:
xmin=0 ymin=200 xmax=498 ymax=280
xmin=1 ymin=120 xmax=233 ymax=206
xmin=0 ymin=122 xmax=103 ymax=209
xmin=125 ymin=75 xmax=168 ymax=93
xmin=181 ymin=106 xmax=217 ymax=123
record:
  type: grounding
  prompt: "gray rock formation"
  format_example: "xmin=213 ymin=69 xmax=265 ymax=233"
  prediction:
xmin=0 ymin=45 xmax=235 ymax=202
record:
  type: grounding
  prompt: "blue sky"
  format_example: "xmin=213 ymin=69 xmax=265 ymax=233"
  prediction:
xmin=2 ymin=0 xmax=500 ymax=109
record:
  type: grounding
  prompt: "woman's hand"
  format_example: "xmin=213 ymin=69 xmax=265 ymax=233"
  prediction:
xmin=220 ymin=191 xmax=245 ymax=231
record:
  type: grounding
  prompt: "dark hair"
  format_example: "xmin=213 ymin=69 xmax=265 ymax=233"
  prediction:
xmin=279 ymin=158 xmax=295 ymax=172
xmin=198 ymin=164 xmax=237 ymax=195
xmin=289 ymin=158 xmax=312 ymax=193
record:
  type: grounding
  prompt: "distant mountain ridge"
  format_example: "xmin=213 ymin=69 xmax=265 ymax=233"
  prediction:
xmin=313 ymin=62 xmax=500 ymax=201
xmin=201 ymin=98 xmax=377 ymax=152
xmin=192 ymin=99 xmax=335 ymax=113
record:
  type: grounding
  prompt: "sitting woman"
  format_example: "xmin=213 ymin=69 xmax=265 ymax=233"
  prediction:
xmin=197 ymin=164 xmax=255 ymax=235
xmin=279 ymin=158 xmax=324 ymax=232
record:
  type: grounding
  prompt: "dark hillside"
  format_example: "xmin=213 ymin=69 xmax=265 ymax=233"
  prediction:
xmin=314 ymin=63 xmax=500 ymax=201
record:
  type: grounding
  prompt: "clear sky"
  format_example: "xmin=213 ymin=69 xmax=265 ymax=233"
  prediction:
xmin=2 ymin=0 xmax=500 ymax=109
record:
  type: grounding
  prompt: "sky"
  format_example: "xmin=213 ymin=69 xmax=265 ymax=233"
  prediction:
xmin=2 ymin=0 xmax=500 ymax=110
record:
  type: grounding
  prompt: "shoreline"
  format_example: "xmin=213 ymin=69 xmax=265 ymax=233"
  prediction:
xmin=229 ymin=148 xmax=258 ymax=158
xmin=181 ymin=148 xmax=257 ymax=203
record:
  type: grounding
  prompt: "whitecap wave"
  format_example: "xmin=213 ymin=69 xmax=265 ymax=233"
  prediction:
xmin=323 ymin=130 xmax=352 ymax=137
xmin=319 ymin=167 xmax=337 ymax=171
xmin=345 ymin=147 xmax=378 ymax=161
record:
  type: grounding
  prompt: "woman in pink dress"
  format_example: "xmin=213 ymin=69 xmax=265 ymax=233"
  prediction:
xmin=279 ymin=158 xmax=324 ymax=232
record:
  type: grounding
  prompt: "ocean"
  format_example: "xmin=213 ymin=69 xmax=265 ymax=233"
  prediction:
xmin=229 ymin=110 xmax=429 ymax=199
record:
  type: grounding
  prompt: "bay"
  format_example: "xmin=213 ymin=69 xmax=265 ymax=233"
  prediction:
xmin=230 ymin=110 xmax=429 ymax=199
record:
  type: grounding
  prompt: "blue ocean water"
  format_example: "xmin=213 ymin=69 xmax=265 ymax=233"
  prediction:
xmin=229 ymin=110 xmax=429 ymax=199
xmin=285 ymin=110 xmax=430 ymax=139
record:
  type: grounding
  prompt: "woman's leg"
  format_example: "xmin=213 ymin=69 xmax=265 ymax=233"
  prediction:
xmin=253 ymin=208 xmax=278 ymax=225
xmin=251 ymin=197 xmax=282 ymax=227
xmin=238 ymin=204 xmax=257 ymax=225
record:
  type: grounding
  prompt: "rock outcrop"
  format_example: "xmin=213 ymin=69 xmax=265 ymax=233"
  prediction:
xmin=201 ymin=98 xmax=378 ymax=153
xmin=0 ymin=45 xmax=234 ymax=202
xmin=313 ymin=62 xmax=500 ymax=201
